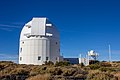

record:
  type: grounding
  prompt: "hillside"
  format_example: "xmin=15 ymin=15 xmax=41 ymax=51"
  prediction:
xmin=0 ymin=61 xmax=120 ymax=80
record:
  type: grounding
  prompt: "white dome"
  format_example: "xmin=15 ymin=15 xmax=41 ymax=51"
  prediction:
xmin=88 ymin=50 xmax=96 ymax=56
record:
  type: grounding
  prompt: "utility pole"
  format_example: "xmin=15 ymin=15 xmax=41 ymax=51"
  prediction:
xmin=108 ymin=44 xmax=111 ymax=62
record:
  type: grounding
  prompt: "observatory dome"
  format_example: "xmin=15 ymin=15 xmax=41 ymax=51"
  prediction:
xmin=19 ymin=18 xmax=61 ymax=65
xmin=88 ymin=50 xmax=98 ymax=56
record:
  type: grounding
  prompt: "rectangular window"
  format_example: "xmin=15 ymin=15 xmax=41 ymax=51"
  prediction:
xmin=56 ymin=57 xmax=57 ymax=60
xmin=46 ymin=57 xmax=48 ymax=60
xmin=56 ymin=42 xmax=57 ymax=44
xmin=38 ymin=56 xmax=41 ymax=60
xmin=20 ymin=48 xmax=22 ymax=53
xmin=20 ymin=57 xmax=22 ymax=61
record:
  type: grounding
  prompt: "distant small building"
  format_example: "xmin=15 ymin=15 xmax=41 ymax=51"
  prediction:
xmin=64 ymin=58 xmax=79 ymax=64
xmin=79 ymin=50 xmax=99 ymax=66
xmin=79 ymin=58 xmax=87 ymax=65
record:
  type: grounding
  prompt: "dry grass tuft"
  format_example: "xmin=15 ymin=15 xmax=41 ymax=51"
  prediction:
xmin=27 ymin=74 xmax=51 ymax=80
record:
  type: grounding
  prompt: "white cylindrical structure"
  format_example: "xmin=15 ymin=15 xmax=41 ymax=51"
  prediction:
xmin=79 ymin=54 xmax=82 ymax=64
xmin=19 ymin=18 xmax=60 ymax=65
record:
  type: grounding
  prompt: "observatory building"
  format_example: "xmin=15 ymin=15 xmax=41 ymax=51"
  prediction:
xmin=19 ymin=17 xmax=62 ymax=65
xmin=79 ymin=50 xmax=99 ymax=66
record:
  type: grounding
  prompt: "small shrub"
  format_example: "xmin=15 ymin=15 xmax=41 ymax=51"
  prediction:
xmin=27 ymin=74 xmax=52 ymax=80
xmin=47 ymin=67 xmax=63 ymax=75
xmin=0 ymin=65 xmax=4 ymax=70
xmin=88 ymin=64 xmax=100 ymax=70
xmin=87 ymin=72 xmax=118 ymax=80
xmin=89 ymin=60 xmax=99 ymax=65
xmin=87 ymin=73 xmax=95 ymax=79
xmin=80 ymin=63 xmax=84 ymax=68
xmin=83 ymin=67 xmax=90 ymax=71
xmin=99 ymin=67 xmax=108 ymax=72
xmin=55 ymin=61 xmax=70 ymax=66
xmin=99 ymin=67 xmax=116 ymax=72
xmin=31 ymin=66 xmax=47 ymax=74
xmin=62 ymin=68 xmax=76 ymax=76
xmin=44 ymin=61 xmax=54 ymax=66
xmin=10 ymin=68 xmax=29 ymax=75
xmin=53 ymin=75 xmax=65 ymax=80
xmin=100 ymin=62 xmax=112 ymax=67
xmin=29 ymin=71 xmax=38 ymax=76
xmin=75 ymin=74 xmax=86 ymax=79
xmin=42 ymin=66 xmax=47 ymax=70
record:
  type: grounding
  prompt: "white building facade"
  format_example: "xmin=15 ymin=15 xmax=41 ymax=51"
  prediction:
xmin=19 ymin=18 xmax=61 ymax=65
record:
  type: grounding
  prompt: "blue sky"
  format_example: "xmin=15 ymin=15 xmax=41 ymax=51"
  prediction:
xmin=0 ymin=0 xmax=120 ymax=62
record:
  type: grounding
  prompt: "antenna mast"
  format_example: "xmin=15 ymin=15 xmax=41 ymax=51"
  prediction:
xmin=108 ymin=44 xmax=111 ymax=62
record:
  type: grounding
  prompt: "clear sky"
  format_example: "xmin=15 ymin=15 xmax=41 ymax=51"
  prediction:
xmin=0 ymin=0 xmax=120 ymax=62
